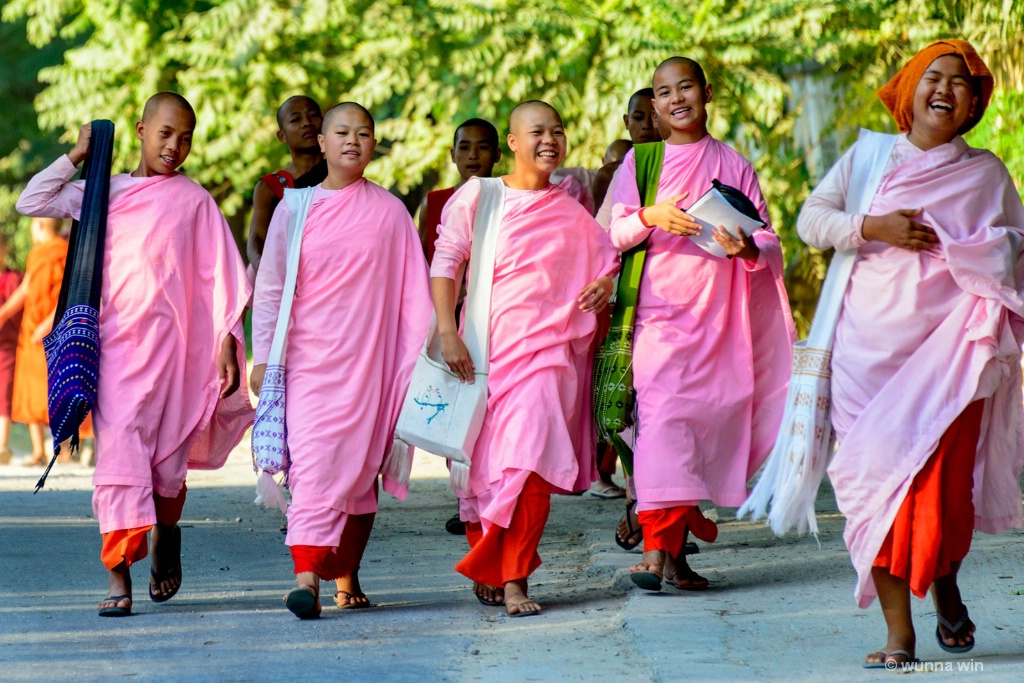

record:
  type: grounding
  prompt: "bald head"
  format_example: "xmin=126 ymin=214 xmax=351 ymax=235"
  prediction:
xmin=653 ymin=57 xmax=707 ymax=89
xmin=142 ymin=92 xmax=196 ymax=127
xmin=509 ymin=100 xmax=562 ymax=134
xmin=628 ymin=88 xmax=655 ymax=112
xmin=276 ymin=96 xmax=321 ymax=128
xmin=323 ymin=102 xmax=374 ymax=132
xmin=603 ymin=139 xmax=633 ymax=166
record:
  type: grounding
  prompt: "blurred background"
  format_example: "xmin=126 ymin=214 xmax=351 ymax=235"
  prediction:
xmin=1 ymin=0 xmax=1021 ymax=331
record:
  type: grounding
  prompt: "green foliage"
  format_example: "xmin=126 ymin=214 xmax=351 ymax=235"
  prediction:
xmin=0 ymin=0 xmax=1021 ymax=324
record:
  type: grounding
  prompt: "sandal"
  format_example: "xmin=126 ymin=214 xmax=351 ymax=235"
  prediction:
xmin=285 ymin=585 xmax=321 ymax=619
xmin=863 ymin=649 xmax=917 ymax=669
xmin=590 ymin=482 xmax=626 ymax=499
xmin=615 ymin=500 xmax=643 ymax=551
xmin=445 ymin=514 xmax=467 ymax=536
xmin=333 ymin=590 xmax=372 ymax=610
xmin=506 ymin=600 xmax=542 ymax=617
xmin=98 ymin=594 xmax=132 ymax=617
xmin=473 ymin=583 xmax=504 ymax=606
xmin=936 ymin=606 xmax=975 ymax=654
xmin=667 ymin=567 xmax=710 ymax=591
xmin=149 ymin=524 xmax=182 ymax=603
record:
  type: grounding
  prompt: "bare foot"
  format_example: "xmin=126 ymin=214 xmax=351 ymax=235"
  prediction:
xmin=473 ymin=582 xmax=504 ymax=606
xmin=504 ymin=578 xmax=541 ymax=616
xmin=149 ymin=523 xmax=181 ymax=601
xmin=629 ymin=549 xmax=665 ymax=577
xmin=932 ymin=570 xmax=975 ymax=650
xmin=334 ymin=572 xmax=371 ymax=609
xmin=664 ymin=551 xmax=710 ymax=591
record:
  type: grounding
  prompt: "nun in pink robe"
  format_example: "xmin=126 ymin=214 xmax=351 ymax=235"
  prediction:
xmin=16 ymin=153 xmax=253 ymax=562
xmin=608 ymin=137 xmax=795 ymax=560
xmin=252 ymin=179 xmax=431 ymax=583
xmin=431 ymin=177 xmax=617 ymax=588
xmin=799 ymin=126 xmax=1024 ymax=611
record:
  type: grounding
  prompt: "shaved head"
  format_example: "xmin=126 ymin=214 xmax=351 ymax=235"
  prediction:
xmin=323 ymin=102 xmax=374 ymax=131
xmin=142 ymin=92 xmax=196 ymax=126
xmin=509 ymin=100 xmax=562 ymax=134
xmin=654 ymin=56 xmax=707 ymax=89
xmin=603 ymin=139 xmax=633 ymax=165
xmin=276 ymin=96 xmax=321 ymax=128
xmin=628 ymin=88 xmax=655 ymax=112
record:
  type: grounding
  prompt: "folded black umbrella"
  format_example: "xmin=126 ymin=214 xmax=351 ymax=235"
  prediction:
xmin=712 ymin=178 xmax=765 ymax=226
xmin=36 ymin=119 xmax=114 ymax=492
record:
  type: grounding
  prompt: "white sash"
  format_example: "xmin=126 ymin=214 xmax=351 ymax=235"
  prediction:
xmin=395 ymin=178 xmax=505 ymax=492
xmin=251 ymin=186 xmax=315 ymax=512
xmin=738 ymin=130 xmax=897 ymax=536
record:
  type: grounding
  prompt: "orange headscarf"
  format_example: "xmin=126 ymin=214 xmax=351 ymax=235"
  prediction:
xmin=877 ymin=39 xmax=993 ymax=134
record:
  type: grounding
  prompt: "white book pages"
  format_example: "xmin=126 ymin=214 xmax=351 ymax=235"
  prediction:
xmin=684 ymin=187 xmax=765 ymax=258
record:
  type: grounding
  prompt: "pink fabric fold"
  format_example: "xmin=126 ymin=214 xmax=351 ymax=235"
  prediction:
xmin=608 ymin=137 xmax=796 ymax=511
xmin=798 ymin=133 xmax=1024 ymax=607
xmin=432 ymin=178 xmax=618 ymax=529
xmin=252 ymin=179 xmax=431 ymax=525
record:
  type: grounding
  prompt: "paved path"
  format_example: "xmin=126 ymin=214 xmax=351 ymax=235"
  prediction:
xmin=1 ymin=447 xmax=1022 ymax=682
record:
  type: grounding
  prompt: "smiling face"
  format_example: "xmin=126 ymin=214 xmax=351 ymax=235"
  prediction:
xmin=507 ymin=103 xmax=566 ymax=176
xmin=911 ymin=54 xmax=978 ymax=142
xmin=318 ymin=106 xmax=376 ymax=178
xmin=652 ymin=59 xmax=712 ymax=143
xmin=135 ymin=102 xmax=195 ymax=176
xmin=277 ymin=97 xmax=323 ymax=153
xmin=451 ymin=125 xmax=499 ymax=180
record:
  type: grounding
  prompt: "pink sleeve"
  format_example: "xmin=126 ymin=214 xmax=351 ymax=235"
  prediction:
xmin=16 ymin=155 xmax=85 ymax=219
xmin=608 ymin=150 xmax=653 ymax=251
xmin=430 ymin=179 xmax=481 ymax=280
xmin=251 ymin=200 xmax=290 ymax=365
xmin=797 ymin=145 xmax=867 ymax=252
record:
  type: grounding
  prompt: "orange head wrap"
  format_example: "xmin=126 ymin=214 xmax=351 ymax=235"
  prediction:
xmin=877 ymin=39 xmax=993 ymax=135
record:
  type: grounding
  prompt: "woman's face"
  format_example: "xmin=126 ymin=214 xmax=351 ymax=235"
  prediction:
xmin=911 ymin=54 xmax=978 ymax=139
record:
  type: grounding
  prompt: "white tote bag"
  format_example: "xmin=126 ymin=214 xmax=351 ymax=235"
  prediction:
xmin=395 ymin=177 xmax=505 ymax=492
xmin=738 ymin=130 xmax=897 ymax=536
xmin=251 ymin=186 xmax=315 ymax=512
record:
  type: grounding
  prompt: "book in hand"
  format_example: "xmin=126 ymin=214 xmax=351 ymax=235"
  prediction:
xmin=683 ymin=179 xmax=765 ymax=258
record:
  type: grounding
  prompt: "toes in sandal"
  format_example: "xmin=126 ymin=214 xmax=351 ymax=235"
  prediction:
xmin=98 ymin=595 xmax=132 ymax=617
xmin=149 ymin=524 xmax=182 ymax=603
xmin=615 ymin=500 xmax=643 ymax=551
xmin=936 ymin=607 xmax=975 ymax=654
xmin=333 ymin=590 xmax=372 ymax=610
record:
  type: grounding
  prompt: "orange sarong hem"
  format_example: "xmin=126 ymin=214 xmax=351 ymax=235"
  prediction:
xmin=289 ymin=512 xmax=375 ymax=580
xmin=639 ymin=505 xmax=718 ymax=554
xmin=873 ymin=401 xmax=983 ymax=598
xmin=455 ymin=473 xmax=551 ymax=587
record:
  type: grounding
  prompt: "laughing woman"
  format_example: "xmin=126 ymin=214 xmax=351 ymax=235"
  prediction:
xmin=797 ymin=40 xmax=1024 ymax=668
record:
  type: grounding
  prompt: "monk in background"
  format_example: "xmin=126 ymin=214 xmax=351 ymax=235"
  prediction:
xmin=0 ymin=217 xmax=75 ymax=465
xmin=247 ymin=96 xmax=327 ymax=276
xmin=0 ymin=236 xmax=23 ymax=465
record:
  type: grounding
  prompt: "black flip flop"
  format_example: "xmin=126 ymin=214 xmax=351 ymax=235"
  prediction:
xmin=445 ymin=515 xmax=467 ymax=536
xmin=149 ymin=524 xmax=182 ymax=603
xmin=98 ymin=594 xmax=132 ymax=617
xmin=615 ymin=500 xmax=643 ymax=551
xmin=285 ymin=586 xmax=320 ymax=619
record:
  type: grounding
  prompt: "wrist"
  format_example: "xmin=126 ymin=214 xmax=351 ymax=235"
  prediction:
xmin=67 ymin=151 xmax=85 ymax=166
xmin=861 ymin=215 xmax=878 ymax=242
xmin=638 ymin=207 xmax=653 ymax=229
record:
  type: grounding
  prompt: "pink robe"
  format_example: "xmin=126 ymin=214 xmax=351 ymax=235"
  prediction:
xmin=798 ymin=134 xmax=1024 ymax=607
xmin=17 ymin=155 xmax=252 ymax=532
xmin=431 ymin=178 xmax=617 ymax=530
xmin=609 ymin=136 xmax=795 ymax=511
xmin=253 ymin=179 xmax=430 ymax=546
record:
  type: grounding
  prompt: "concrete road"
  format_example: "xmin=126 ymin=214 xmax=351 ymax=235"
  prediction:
xmin=1 ymin=446 xmax=1022 ymax=682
